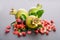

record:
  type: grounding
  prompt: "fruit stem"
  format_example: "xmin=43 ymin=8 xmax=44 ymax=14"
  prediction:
xmin=37 ymin=4 xmax=42 ymax=9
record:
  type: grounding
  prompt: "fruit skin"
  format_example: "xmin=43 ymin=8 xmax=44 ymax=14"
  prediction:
xmin=10 ymin=9 xmax=28 ymax=21
xmin=29 ymin=4 xmax=44 ymax=18
xmin=26 ymin=16 xmax=38 ymax=29
xmin=29 ymin=8 xmax=39 ymax=16
xmin=15 ymin=9 xmax=28 ymax=20
xmin=29 ymin=4 xmax=42 ymax=15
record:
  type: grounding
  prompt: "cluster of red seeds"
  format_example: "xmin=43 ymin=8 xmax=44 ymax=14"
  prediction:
xmin=39 ymin=20 xmax=56 ymax=35
xmin=5 ymin=25 xmax=11 ymax=33
xmin=14 ymin=18 xmax=25 ymax=30
xmin=5 ymin=19 xmax=56 ymax=37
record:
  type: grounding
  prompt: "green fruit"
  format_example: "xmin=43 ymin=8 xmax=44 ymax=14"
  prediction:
xmin=29 ymin=4 xmax=44 ymax=18
xmin=26 ymin=16 xmax=38 ymax=29
xmin=29 ymin=8 xmax=39 ymax=16
xmin=15 ymin=9 xmax=28 ymax=21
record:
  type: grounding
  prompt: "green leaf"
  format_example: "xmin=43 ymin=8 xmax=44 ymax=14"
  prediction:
xmin=37 ymin=10 xmax=44 ymax=18
xmin=20 ymin=14 xmax=26 ymax=21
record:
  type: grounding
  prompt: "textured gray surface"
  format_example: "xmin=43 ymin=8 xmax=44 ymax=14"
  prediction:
xmin=0 ymin=0 xmax=60 ymax=40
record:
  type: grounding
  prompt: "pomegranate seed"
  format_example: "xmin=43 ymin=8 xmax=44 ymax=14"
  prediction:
xmin=43 ymin=27 xmax=47 ymax=32
xmin=14 ymin=24 xmax=17 ymax=28
xmin=17 ymin=32 xmax=22 ymax=37
xmin=13 ymin=31 xmax=19 ymax=35
xmin=5 ymin=29 xmax=10 ymax=33
xmin=20 ymin=24 xmax=25 ymax=29
xmin=44 ymin=23 xmax=47 ymax=26
xmin=16 ymin=18 xmax=21 ymax=22
xmin=22 ymin=32 xmax=26 ymax=36
xmin=47 ymin=22 xmax=50 ymax=25
xmin=14 ymin=27 xmax=17 ymax=31
xmin=46 ymin=31 xmax=49 ymax=35
xmin=6 ymin=25 xmax=11 ymax=29
xmin=27 ymin=31 xmax=32 ymax=34
xmin=53 ymin=27 xmax=56 ymax=32
xmin=50 ymin=20 xmax=54 ymax=23
xmin=35 ymin=30 xmax=39 ymax=34
xmin=39 ymin=28 xmax=44 ymax=34
xmin=17 ymin=24 xmax=21 ymax=29
xmin=47 ymin=25 xmax=51 ymax=32
xmin=51 ymin=25 xmax=55 ymax=29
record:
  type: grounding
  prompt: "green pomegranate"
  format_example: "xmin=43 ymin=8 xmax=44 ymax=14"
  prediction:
xmin=26 ymin=4 xmax=44 ymax=29
xmin=29 ymin=4 xmax=44 ymax=18
xmin=26 ymin=15 xmax=41 ymax=29
xmin=10 ymin=9 xmax=28 ymax=21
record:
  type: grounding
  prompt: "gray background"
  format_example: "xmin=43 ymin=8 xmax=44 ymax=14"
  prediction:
xmin=0 ymin=0 xmax=60 ymax=40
